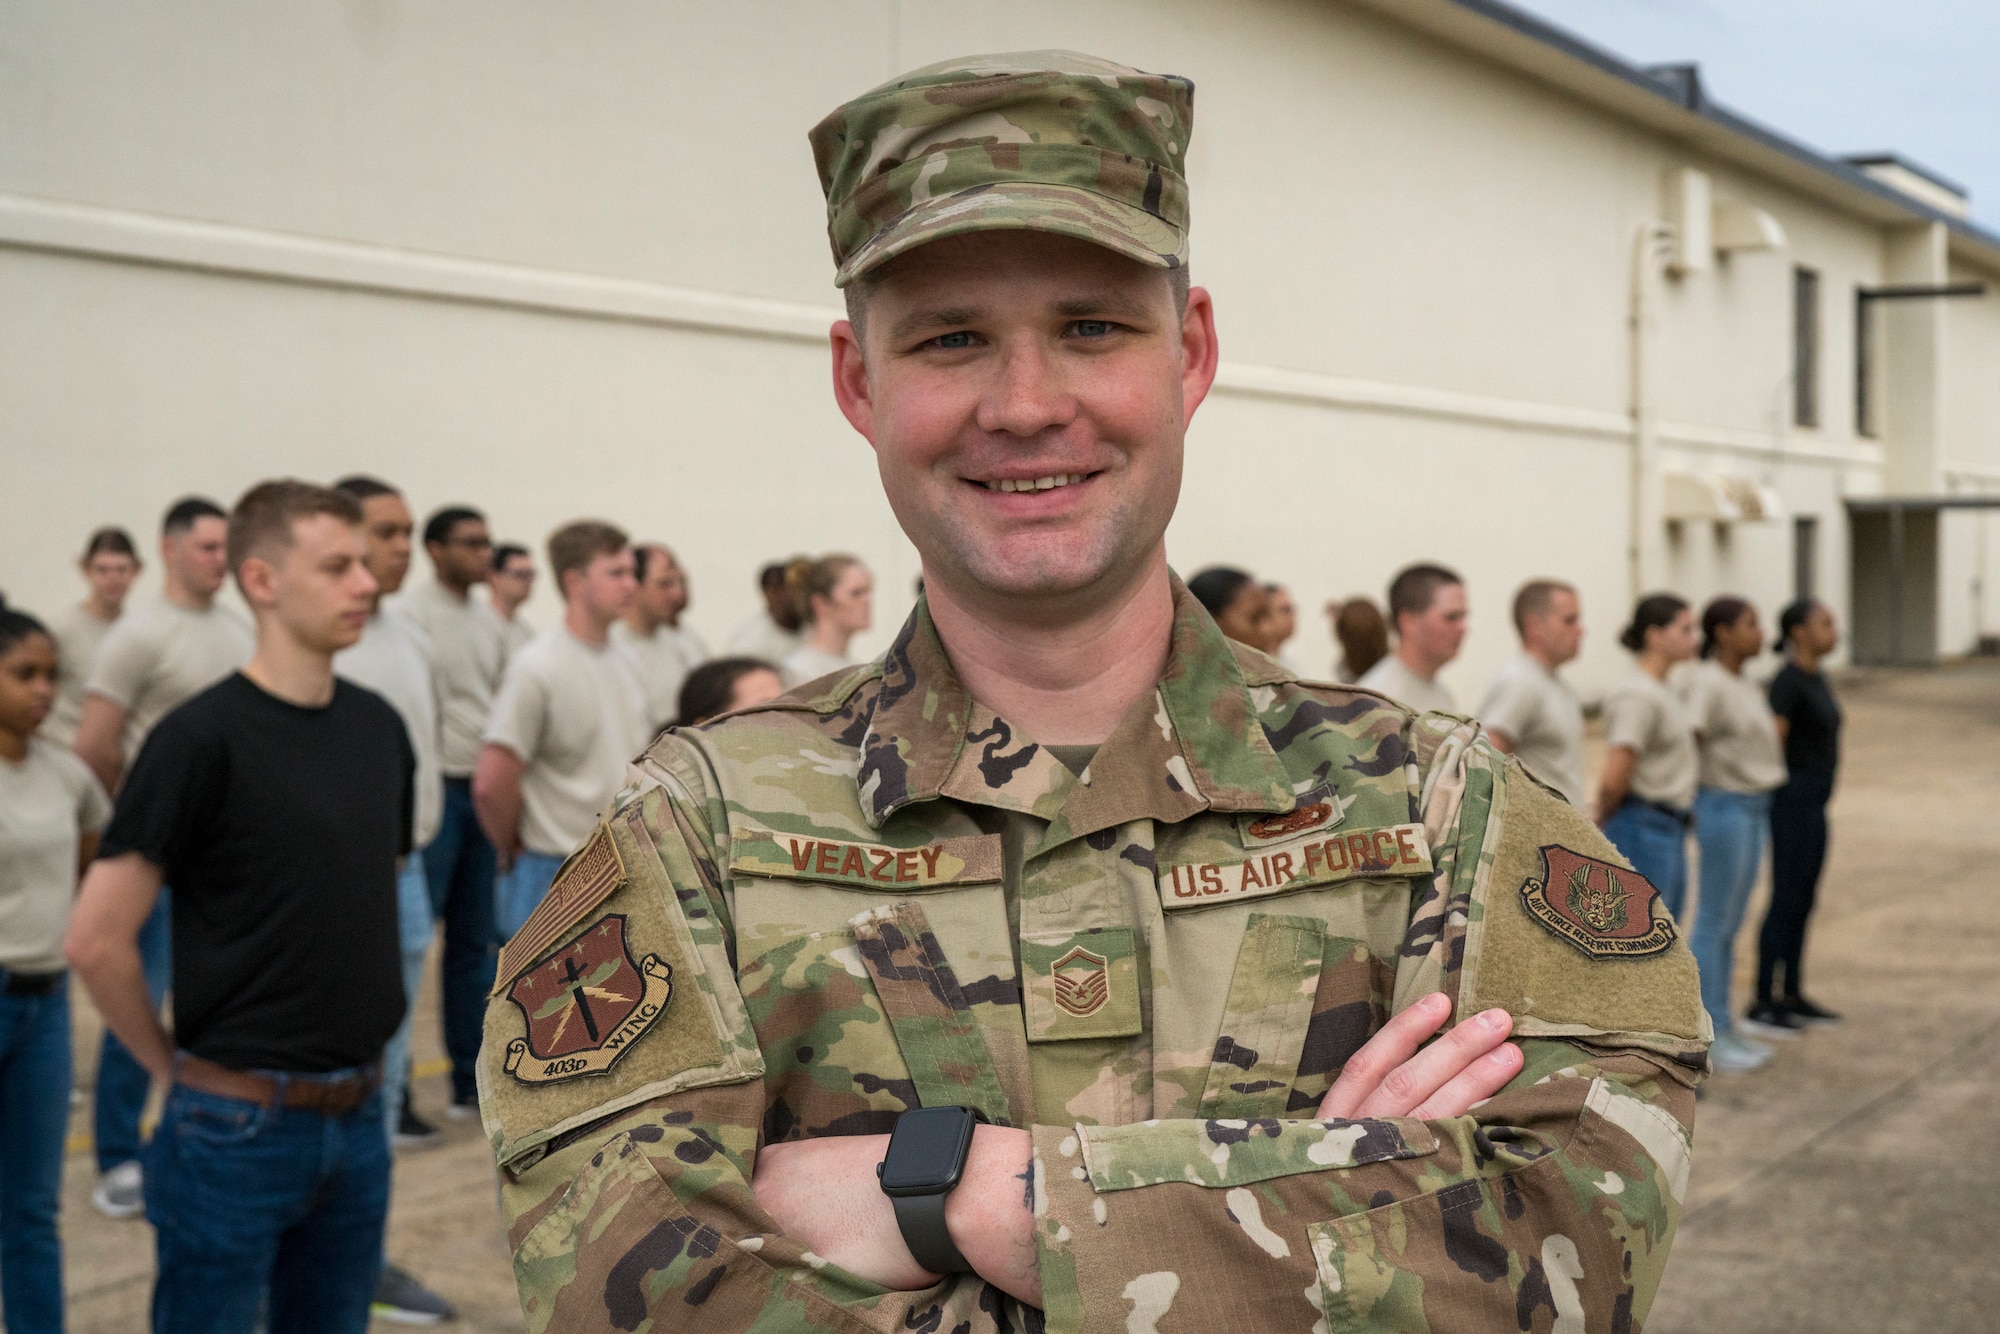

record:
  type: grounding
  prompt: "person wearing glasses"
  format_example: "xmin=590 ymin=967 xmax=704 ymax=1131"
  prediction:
xmin=396 ymin=505 xmax=506 ymax=1122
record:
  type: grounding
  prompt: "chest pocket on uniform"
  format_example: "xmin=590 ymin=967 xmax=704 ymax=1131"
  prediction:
xmin=727 ymin=824 xmax=1020 ymax=1133
xmin=1019 ymin=927 xmax=1144 ymax=1042
xmin=1156 ymin=820 xmax=1421 ymax=1121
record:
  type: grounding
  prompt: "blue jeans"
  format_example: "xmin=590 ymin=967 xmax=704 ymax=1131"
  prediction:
xmin=0 ymin=975 xmax=71 ymax=1334
xmin=145 ymin=1072 xmax=389 ymax=1334
xmin=421 ymin=778 xmax=496 ymax=1104
xmin=379 ymin=859 xmax=433 ymax=1140
xmin=96 ymin=887 xmax=172 ymax=1172
xmin=1690 ymin=788 xmax=1772 ymax=1037
xmin=1600 ymin=800 xmax=1690 ymax=922
xmin=496 ymin=851 xmax=566 ymax=942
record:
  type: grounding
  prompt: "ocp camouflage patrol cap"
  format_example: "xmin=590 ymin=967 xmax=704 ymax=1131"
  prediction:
xmin=809 ymin=50 xmax=1194 ymax=288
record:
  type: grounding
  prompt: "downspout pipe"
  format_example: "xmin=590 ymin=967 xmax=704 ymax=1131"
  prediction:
xmin=1628 ymin=220 xmax=1676 ymax=603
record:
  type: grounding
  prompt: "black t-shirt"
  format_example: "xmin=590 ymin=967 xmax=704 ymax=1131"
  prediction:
xmin=99 ymin=673 xmax=413 ymax=1073
xmin=1768 ymin=663 xmax=1842 ymax=774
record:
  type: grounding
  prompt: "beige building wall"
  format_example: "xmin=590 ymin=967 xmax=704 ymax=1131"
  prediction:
xmin=4 ymin=0 xmax=1996 ymax=698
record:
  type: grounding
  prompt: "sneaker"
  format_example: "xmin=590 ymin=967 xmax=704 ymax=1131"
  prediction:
xmin=394 ymin=1105 xmax=444 ymax=1151
xmin=1709 ymin=1032 xmax=1774 ymax=1073
xmin=1786 ymin=995 xmax=1843 ymax=1025
xmin=91 ymin=1161 xmax=145 ymax=1220
xmin=372 ymin=1263 xmax=455 ymax=1325
xmin=1741 ymin=1001 xmax=1807 ymax=1039
xmin=443 ymin=1097 xmax=480 ymax=1123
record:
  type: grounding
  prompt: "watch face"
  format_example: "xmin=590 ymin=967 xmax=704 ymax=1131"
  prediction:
xmin=879 ymin=1106 xmax=976 ymax=1194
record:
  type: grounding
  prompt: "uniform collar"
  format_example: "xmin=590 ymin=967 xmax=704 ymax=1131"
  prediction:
xmin=855 ymin=576 xmax=1296 ymax=839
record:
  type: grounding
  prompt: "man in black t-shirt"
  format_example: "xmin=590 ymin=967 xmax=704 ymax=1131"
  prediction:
xmin=67 ymin=480 xmax=411 ymax=1334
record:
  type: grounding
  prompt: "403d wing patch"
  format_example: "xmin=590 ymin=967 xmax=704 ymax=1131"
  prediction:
xmin=504 ymin=914 xmax=672 ymax=1084
xmin=1520 ymin=844 xmax=1676 ymax=959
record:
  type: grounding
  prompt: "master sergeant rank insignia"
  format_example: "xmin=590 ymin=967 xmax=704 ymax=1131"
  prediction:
xmin=1520 ymin=844 xmax=1677 ymax=960
xmin=1051 ymin=945 xmax=1110 ymax=1018
xmin=503 ymin=914 xmax=673 ymax=1084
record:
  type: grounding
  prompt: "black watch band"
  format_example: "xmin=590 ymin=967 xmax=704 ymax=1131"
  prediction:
xmin=877 ymin=1105 xmax=985 ymax=1275
xmin=889 ymin=1189 xmax=975 ymax=1275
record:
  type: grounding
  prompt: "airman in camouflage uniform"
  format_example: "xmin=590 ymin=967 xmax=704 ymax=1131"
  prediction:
xmin=480 ymin=50 xmax=1710 ymax=1333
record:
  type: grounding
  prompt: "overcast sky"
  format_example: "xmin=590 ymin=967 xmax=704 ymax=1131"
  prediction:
xmin=1502 ymin=0 xmax=2000 ymax=228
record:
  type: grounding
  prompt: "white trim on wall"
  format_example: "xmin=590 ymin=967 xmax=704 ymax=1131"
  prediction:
xmin=0 ymin=190 xmax=1884 ymax=473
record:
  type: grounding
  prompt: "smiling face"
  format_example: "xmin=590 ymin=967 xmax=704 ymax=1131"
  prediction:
xmin=831 ymin=231 xmax=1216 ymax=618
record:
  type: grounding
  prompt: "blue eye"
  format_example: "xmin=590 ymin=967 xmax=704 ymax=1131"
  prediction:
xmin=1072 ymin=320 xmax=1116 ymax=338
xmin=931 ymin=331 xmax=977 ymax=350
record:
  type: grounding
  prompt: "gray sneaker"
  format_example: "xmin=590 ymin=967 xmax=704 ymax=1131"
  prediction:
xmin=372 ymin=1263 xmax=455 ymax=1325
xmin=1710 ymin=1031 xmax=1774 ymax=1073
xmin=91 ymin=1161 xmax=145 ymax=1220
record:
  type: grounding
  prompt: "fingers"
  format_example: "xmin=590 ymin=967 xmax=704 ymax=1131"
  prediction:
xmin=1353 ymin=1006 xmax=1515 ymax=1120
xmin=1407 ymin=1040 xmax=1525 ymax=1122
xmin=1317 ymin=992 xmax=1451 ymax=1120
xmin=1318 ymin=996 xmax=1520 ymax=1122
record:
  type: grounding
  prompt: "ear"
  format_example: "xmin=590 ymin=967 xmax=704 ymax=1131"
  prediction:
xmin=829 ymin=320 xmax=877 ymax=447
xmin=237 ymin=557 xmax=277 ymax=609
xmin=1179 ymin=285 xmax=1221 ymax=424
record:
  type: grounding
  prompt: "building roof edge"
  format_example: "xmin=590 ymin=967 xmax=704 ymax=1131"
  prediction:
xmin=1367 ymin=0 xmax=2000 ymax=269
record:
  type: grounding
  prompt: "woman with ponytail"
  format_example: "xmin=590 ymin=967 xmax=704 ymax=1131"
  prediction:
xmin=1683 ymin=597 xmax=1786 ymax=1071
xmin=778 ymin=554 xmax=874 ymax=688
xmin=1595 ymin=593 xmax=1700 ymax=921
xmin=1744 ymin=598 xmax=1845 ymax=1038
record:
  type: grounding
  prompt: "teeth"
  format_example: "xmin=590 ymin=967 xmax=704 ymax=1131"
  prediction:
xmin=989 ymin=473 xmax=1082 ymax=493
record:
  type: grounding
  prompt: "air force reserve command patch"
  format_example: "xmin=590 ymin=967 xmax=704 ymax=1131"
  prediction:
xmin=503 ymin=915 xmax=672 ymax=1084
xmin=1520 ymin=844 xmax=1677 ymax=959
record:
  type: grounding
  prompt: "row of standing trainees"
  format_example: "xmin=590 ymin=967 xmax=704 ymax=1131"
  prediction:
xmin=1596 ymin=593 xmax=1845 ymax=1073
xmin=0 ymin=482 xmax=820 ymax=1330
xmin=1202 ymin=559 xmax=1846 ymax=1078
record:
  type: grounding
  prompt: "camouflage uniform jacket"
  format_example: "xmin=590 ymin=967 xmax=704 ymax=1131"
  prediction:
xmin=480 ymin=581 xmax=1709 ymax=1333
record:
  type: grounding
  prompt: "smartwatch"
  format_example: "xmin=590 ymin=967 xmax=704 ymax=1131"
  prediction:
xmin=876 ymin=1105 xmax=986 ymax=1275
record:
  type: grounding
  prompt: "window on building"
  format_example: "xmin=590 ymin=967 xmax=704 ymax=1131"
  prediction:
xmin=1792 ymin=266 xmax=1819 ymax=428
xmin=1855 ymin=287 xmax=1877 ymax=438
xmin=1793 ymin=515 xmax=1818 ymax=601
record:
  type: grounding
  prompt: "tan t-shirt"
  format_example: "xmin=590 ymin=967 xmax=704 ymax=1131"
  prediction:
xmin=779 ymin=643 xmax=857 ymax=690
xmin=1356 ymin=654 xmax=1457 ymax=715
xmin=612 ymin=621 xmax=710 ymax=730
xmin=1683 ymin=659 xmax=1787 ymax=794
xmin=491 ymin=603 xmax=535 ymax=659
xmin=44 ymin=602 xmax=116 ymax=749
xmin=1478 ymin=652 xmax=1587 ymax=806
xmin=0 ymin=738 xmax=111 ymax=973
xmin=83 ymin=598 xmax=254 ymax=761
xmin=1603 ymin=666 xmax=1699 ymax=810
xmin=397 ymin=579 xmax=507 ymax=777
xmin=727 ymin=612 xmax=803 ymax=666
xmin=484 ymin=626 xmax=651 ymax=857
xmin=336 ymin=607 xmax=445 ymax=848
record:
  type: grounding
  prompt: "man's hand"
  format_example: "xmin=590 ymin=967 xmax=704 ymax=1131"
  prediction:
xmin=1319 ymin=992 xmax=1522 ymax=1120
xmin=752 ymin=1125 xmax=1042 ymax=1306
xmin=751 ymin=994 xmax=1514 ymax=1310
xmin=66 ymin=852 xmax=174 ymax=1081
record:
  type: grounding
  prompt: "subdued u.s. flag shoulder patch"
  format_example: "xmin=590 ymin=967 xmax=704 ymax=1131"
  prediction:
xmin=1520 ymin=844 xmax=1677 ymax=959
xmin=493 ymin=822 xmax=627 ymax=992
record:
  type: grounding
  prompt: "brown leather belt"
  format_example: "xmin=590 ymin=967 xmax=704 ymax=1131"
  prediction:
xmin=174 ymin=1053 xmax=380 ymax=1117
